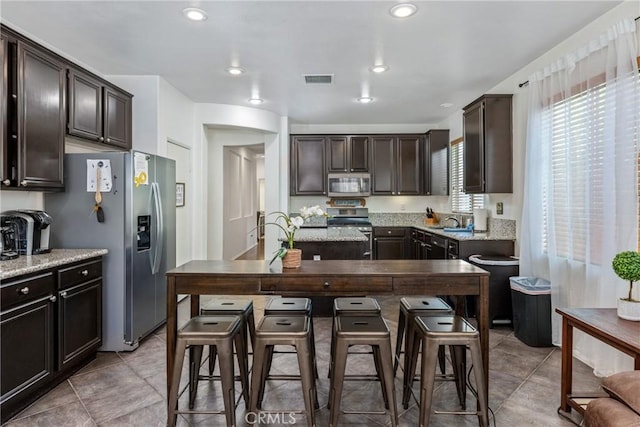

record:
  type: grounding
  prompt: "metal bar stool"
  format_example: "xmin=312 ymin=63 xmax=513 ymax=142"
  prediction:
xmin=249 ymin=315 xmax=317 ymax=427
xmin=329 ymin=315 xmax=398 ymax=427
xmin=329 ymin=297 xmax=381 ymax=378
xmin=264 ymin=297 xmax=318 ymax=379
xmin=414 ymin=315 xmax=488 ymax=427
xmin=397 ymin=297 xmax=467 ymax=410
xmin=168 ymin=315 xmax=249 ymax=427
xmin=200 ymin=299 xmax=255 ymax=377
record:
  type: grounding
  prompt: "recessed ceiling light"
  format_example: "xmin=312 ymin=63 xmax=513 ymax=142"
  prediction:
xmin=440 ymin=102 xmax=453 ymax=108
xmin=357 ymin=97 xmax=374 ymax=104
xmin=389 ymin=3 xmax=417 ymax=18
xmin=182 ymin=7 xmax=208 ymax=21
xmin=226 ymin=67 xmax=245 ymax=75
xmin=370 ymin=65 xmax=389 ymax=73
xmin=248 ymin=98 xmax=264 ymax=105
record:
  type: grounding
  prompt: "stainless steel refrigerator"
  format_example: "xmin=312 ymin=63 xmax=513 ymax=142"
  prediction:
xmin=45 ymin=151 xmax=176 ymax=351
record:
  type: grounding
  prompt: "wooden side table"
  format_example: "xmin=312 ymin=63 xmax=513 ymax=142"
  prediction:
xmin=556 ymin=308 xmax=640 ymax=416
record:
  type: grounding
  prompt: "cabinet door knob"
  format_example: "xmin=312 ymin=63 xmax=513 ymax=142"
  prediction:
xmin=20 ymin=180 xmax=27 ymax=187
xmin=18 ymin=287 xmax=29 ymax=295
xmin=11 ymin=94 xmax=16 ymax=99
xmin=2 ymin=179 xmax=10 ymax=186
xmin=392 ymin=192 xmax=396 ymax=195
xmin=49 ymin=296 xmax=57 ymax=302
xmin=387 ymin=230 xmax=391 ymax=234
xmin=60 ymin=291 xmax=67 ymax=298
xmin=323 ymin=281 xmax=330 ymax=289
xmin=106 ymin=138 xmax=111 ymax=143
xmin=80 ymin=269 xmax=89 ymax=276
xmin=99 ymin=136 xmax=104 ymax=142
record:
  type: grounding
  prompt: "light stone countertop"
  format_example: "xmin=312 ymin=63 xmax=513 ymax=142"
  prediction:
xmin=0 ymin=249 xmax=108 ymax=280
xmin=369 ymin=213 xmax=516 ymax=241
xmin=281 ymin=228 xmax=368 ymax=243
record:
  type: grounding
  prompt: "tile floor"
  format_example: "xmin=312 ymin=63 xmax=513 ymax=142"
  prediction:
xmin=6 ymin=295 xmax=600 ymax=426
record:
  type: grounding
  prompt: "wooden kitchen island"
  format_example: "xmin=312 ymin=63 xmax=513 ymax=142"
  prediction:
xmin=165 ymin=259 xmax=490 ymax=415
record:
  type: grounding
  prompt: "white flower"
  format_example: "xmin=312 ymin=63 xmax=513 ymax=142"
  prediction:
xmin=300 ymin=205 xmax=325 ymax=219
xmin=290 ymin=216 xmax=304 ymax=228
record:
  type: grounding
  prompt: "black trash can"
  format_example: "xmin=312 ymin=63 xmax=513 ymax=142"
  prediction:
xmin=468 ymin=255 xmax=520 ymax=327
xmin=509 ymin=277 xmax=552 ymax=347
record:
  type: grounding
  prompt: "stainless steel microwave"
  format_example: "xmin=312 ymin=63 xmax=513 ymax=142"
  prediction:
xmin=327 ymin=173 xmax=371 ymax=197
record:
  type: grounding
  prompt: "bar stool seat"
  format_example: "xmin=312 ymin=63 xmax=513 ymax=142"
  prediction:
xmin=168 ymin=315 xmax=249 ymax=427
xmin=201 ymin=299 xmax=255 ymax=376
xmin=334 ymin=297 xmax=381 ymax=316
xmin=414 ymin=315 xmax=488 ymax=427
xmin=249 ymin=315 xmax=318 ymax=427
xmin=329 ymin=315 xmax=398 ymax=427
xmin=264 ymin=297 xmax=318 ymax=379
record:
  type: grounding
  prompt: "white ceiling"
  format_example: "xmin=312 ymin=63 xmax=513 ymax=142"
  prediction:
xmin=0 ymin=1 xmax=622 ymax=125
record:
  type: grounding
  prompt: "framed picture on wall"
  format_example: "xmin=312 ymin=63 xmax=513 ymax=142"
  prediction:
xmin=176 ymin=183 xmax=185 ymax=207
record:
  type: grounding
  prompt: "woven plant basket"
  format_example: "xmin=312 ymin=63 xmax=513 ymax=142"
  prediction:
xmin=282 ymin=249 xmax=302 ymax=268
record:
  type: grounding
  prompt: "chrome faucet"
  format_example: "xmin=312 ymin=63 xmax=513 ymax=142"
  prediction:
xmin=444 ymin=216 xmax=460 ymax=228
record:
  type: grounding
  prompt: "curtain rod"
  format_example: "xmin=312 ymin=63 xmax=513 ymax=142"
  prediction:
xmin=517 ymin=15 xmax=640 ymax=88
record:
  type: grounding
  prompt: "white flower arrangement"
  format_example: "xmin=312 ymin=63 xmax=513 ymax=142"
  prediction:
xmin=268 ymin=205 xmax=327 ymax=264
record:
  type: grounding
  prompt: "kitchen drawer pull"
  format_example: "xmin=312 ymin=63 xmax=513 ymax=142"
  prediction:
xmin=2 ymin=179 xmax=10 ymax=185
xmin=323 ymin=281 xmax=330 ymax=289
xmin=20 ymin=180 xmax=27 ymax=187
xmin=99 ymin=136 xmax=104 ymax=142
xmin=80 ymin=270 xmax=89 ymax=276
xmin=49 ymin=296 xmax=57 ymax=302
xmin=18 ymin=287 xmax=29 ymax=295
xmin=60 ymin=291 xmax=67 ymax=298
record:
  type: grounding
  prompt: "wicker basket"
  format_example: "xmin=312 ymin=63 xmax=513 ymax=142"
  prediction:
xmin=282 ymin=249 xmax=302 ymax=268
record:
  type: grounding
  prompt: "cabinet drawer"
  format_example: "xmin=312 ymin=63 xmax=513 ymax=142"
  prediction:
xmin=58 ymin=259 xmax=102 ymax=290
xmin=374 ymin=227 xmax=406 ymax=238
xmin=261 ymin=277 xmax=392 ymax=294
xmin=1 ymin=273 xmax=55 ymax=311
xmin=431 ymin=235 xmax=447 ymax=249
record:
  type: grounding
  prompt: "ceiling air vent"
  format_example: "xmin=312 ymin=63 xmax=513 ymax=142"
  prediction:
xmin=304 ymin=74 xmax=333 ymax=84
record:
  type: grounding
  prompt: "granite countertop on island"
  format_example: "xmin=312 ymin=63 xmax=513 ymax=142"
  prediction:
xmin=0 ymin=248 xmax=108 ymax=280
xmin=281 ymin=228 xmax=367 ymax=243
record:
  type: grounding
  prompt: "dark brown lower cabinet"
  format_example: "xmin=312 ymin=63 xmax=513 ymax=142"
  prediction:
xmin=58 ymin=278 xmax=102 ymax=370
xmin=373 ymin=227 xmax=408 ymax=259
xmin=0 ymin=294 xmax=55 ymax=415
xmin=0 ymin=257 xmax=102 ymax=423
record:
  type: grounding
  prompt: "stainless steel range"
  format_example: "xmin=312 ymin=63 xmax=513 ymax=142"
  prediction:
xmin=326 ymin=207 xmax=372 ymax=260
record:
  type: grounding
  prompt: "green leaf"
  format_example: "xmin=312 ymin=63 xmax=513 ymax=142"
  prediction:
xmin=269 ymin=247 xmax=288 ymax=266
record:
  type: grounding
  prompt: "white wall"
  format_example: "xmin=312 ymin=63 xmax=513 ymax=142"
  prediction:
xmin=436 ymin=0 xmax=640 ymax=251
xmin=197 ymin=104 xmax=283 ymax=260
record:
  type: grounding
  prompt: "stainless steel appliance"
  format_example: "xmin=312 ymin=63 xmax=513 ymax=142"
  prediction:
xmin=327 ymin=173 xmax=371 ymax=198
xmin=0 ymin=210 xmax=52 ymax=255
xmin=45 ymin=151 xmax=176 ymax=351
xmin=326 ymin=207 xmax=372 ymax=260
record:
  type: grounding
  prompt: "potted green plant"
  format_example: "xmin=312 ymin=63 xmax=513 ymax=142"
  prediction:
xmin=612 ymin=251 xmax=640 ymax=321
xmin=268 ymin=205 xmax=327 ymax=268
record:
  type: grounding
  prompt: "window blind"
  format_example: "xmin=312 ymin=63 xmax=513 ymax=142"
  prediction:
xmin=450 ymin=139 xmax=484 ymax=213
xmin=542 ymin=77 xmax=638 ymax=262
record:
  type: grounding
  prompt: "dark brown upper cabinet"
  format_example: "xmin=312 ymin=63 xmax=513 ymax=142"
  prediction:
xmin=371 ymin=135 xmax=422 ymax=195
xmin=463 ymin=94 xmax=512 ymax=193
xmin=10 ymin=40 xmax=65 ymax=190
xmin=68 ymin=67 xmax=132 ymax=150
xmin=327 ymin=135 xmax=369 ymax=173
xmin=1 ymin=33 xmax=7 ymax=188
xmin=291 ymin=135 xmax=327 ymax=195
xmin=424 ymin=129 xmax=449 ymax=196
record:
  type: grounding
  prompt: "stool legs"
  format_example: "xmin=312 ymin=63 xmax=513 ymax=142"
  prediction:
xmin=329 ymin=339 xmax=398 ymax=427
xmin=168 ymin=336 xmax=187 ymax=427
xmin=393 ymin=307 xmax=406 ymax=374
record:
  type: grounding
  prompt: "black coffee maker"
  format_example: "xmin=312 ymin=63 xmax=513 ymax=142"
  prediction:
xmin=0 ymin=210 xmax=52 ymax=255
xmin=0 ymin=219 xmax=19 ymax=260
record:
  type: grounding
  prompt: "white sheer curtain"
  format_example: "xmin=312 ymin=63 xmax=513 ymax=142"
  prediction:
xmin=520 ymin=19 xmax=640 ymax=376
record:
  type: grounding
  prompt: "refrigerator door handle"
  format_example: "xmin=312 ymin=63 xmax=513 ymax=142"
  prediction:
xmin=149 ymin=182 xmax=162 ymax=274
xmin=153 ymin=182 xmax=164 ymax=275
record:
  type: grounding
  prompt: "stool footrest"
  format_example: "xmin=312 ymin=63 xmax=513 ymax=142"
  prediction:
xmin=175 ymin=409 xmax=226 ymax=415
xmin=342 ymin=410 xmax=388 ymax=415
xmin=434 ymin=410 xmax=483 ymax=416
